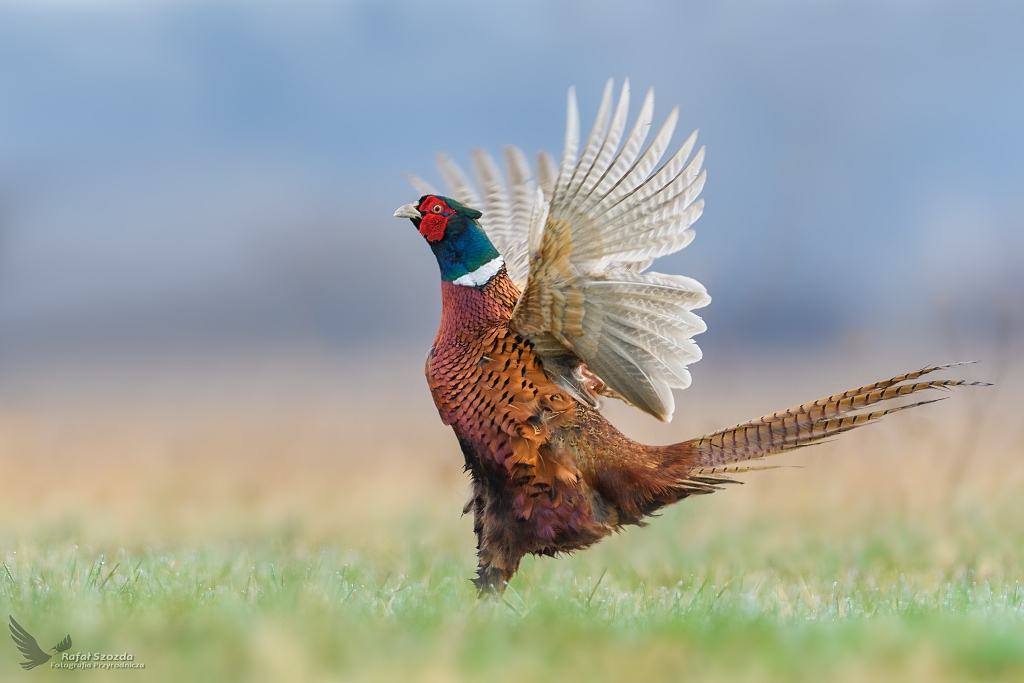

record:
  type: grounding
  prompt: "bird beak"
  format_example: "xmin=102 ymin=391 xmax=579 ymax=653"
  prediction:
xmin=394 ymin=203 xmax=422 ymax=220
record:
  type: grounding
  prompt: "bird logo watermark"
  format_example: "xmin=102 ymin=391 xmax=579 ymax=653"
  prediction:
xmin=8 ymin=616 xmax=145 ymax=671
xmin=8 ymin=617 xmax=71 ymax=670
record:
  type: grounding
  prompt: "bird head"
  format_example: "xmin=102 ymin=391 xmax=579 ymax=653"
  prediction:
xmin=394 ymin=195 xmax=500 ymax=283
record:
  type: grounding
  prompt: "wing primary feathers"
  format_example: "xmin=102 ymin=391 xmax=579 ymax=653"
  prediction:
xmin=526 ymin=186 xmax=548 ymax=259
xmin=563 ymin=78 xmax=615 ymax=209
xmin=536 ymin=151 xmax=558 ymax=201
xmin=471 ymin=148 xmax=512 ymax=226
xmin=504 ymin=145 xmax=536 ymax=234
xmin=603 ymin=106 xmax=679 ymax=208
xmin=501 ymin=146 xmax=538 ymax=286
xmin=589 ymin=87 xmax=655 ymax=207
xmin=470 ymin=147 xmax=515 ymax=248
xmin=593 ymin=136 xmax=702 ymax=230
xmin=577 ymin=78 xmax=632 ymax=205
xmin=552 ymin=86 xmax=580 ymax=214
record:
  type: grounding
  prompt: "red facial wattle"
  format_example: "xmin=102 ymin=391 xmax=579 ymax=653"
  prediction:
xmin=417 ymin=197 xmax=453 ymax=242
xmin=419 ymin=212 xmax=447 ymax=242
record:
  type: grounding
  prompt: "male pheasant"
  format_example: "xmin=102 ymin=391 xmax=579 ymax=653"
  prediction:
xmin=394 ymin=79 xmax=985 ymax=594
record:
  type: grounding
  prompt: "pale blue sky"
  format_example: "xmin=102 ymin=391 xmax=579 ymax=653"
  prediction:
xmin=0 ymin=0 xmax=1021 ymax=355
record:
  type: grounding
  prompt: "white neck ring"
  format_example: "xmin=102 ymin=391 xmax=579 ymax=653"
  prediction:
xmin=452 ymin=255 xmax=504 ymax=287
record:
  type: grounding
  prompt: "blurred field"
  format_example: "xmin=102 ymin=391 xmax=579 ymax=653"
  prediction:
xmin=0 ymin=345 xmax=1022 ymax=682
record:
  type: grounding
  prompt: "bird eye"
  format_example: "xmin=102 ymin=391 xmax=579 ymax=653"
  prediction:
xmin=432 ymin=204 xmax=444 ymax=213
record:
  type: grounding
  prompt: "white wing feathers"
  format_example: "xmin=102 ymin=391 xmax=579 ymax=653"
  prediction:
xmin=536 ymin=151 xmax=558 ymax=201
xmin=405 ymin=79 xmax=709 ymax=421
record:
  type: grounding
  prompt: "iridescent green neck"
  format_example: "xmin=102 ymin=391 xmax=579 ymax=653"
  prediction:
xmin=429 ymin=213 xmax=501 ymax=283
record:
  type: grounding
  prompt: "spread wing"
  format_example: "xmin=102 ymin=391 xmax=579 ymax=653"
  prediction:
xmin=405 ymin=78 xmax=709 ymax=421
xmin=509 ymin=80 xmax=709 ymax=422
xmin=9 ymin=617 xmax=52 ymax=669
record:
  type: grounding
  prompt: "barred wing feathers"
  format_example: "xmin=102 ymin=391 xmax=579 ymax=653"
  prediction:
xmin=405 ymin=79 xmax=709 ymax=421
xmin=511 ymin=80 xmax=709 ymax=421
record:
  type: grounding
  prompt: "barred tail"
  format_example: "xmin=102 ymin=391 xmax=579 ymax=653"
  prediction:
xmin=680 ymin=363 xmax=988 ymax=479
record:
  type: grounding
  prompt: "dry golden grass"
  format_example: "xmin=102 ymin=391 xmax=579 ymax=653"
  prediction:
xmin=2 ymin=347 xmax=1019 ymax=543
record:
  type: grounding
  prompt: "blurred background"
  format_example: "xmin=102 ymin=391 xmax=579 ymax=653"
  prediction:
xmin=0 ymin=0 xmax=1021 ymax=524
xmin=1 ymin=0 xmax=1022 ymax=528
xmin=1 ymin=2 xmax=1023 ymax=679
xmin=0 ymin=0 xmax=1022 ymax=364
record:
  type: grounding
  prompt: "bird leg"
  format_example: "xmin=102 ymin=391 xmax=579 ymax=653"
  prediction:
xmin=472 ymin=559 xmax=518 ymax=596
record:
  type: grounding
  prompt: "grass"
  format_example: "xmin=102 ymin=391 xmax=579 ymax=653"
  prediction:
xmin=0 ymin=349 xmax=1022 ymax=681
xmin=3 ymin=514 xmax=1024 ymax=682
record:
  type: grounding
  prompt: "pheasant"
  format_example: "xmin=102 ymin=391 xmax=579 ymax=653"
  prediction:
xmin=394 ymin=79 xmax=985 ymax=594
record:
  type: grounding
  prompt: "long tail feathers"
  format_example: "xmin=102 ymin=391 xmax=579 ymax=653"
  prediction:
xmin=682 ymin=363 xmax=989 ymax=472
xmin=671 ymin=464 xmax=787 ymax=495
